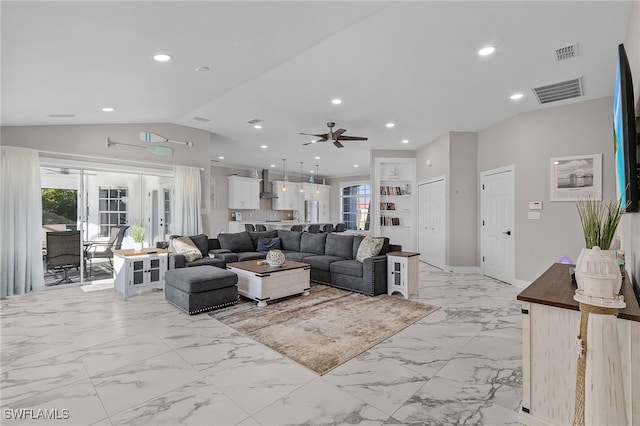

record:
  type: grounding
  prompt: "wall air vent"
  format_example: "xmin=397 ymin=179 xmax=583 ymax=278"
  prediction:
xmin=193 ymin=116 xmax=211 ymax=122
xmin=532 ymin=77 xmax=583 ymax=105
xmin=554 ymin=43 xmax=579 ymax=61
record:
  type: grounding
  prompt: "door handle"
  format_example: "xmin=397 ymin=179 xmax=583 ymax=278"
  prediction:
xmin=502 ymin=230 xmax=511 ymax=235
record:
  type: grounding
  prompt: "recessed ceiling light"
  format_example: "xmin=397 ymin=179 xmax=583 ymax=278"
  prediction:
xmin=478 ymin=46 xmax=495 ymax=56
xmin=353 ymin=164 xmax=359 ymax=168
xmin=315 ymin=156 xmax=320 ymax=160
xmin=153 ymin=53 xmax=172 ymax=62
xmin=254 ymin=124 xmax=262 ymax=129
xmin=195 ymin=66 xmax=210 ymax=72
xmin=270 ymin=164 xmax=276 ymax=168
xmin=385 ymin=123 xmax=395 ymax=128
xmin=260 ymin=145 xmax=267 ymax=149
xmin=510 ymin=93 xmax=524 ymax=100
xmin=101 ymin=107 xmax=115 ymax=112
xmin=331 ymin=99 xmax=342 ymax=105
xmin=402 ymin=139 xmax=409 ymax=144
xmin=218 ymin=156 xmax=224 ymax=160
xmin=309 ymin=170 xmax=314 ymax=174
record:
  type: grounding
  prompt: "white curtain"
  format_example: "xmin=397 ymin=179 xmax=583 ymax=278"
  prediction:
xmin=173 ymin=165 xmax=202 ymax=236
xmin=1 ymin=147 xmax=45 ymax=297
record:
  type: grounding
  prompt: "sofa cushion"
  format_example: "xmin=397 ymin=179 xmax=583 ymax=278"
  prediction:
xmin=356 ymin=235 xmax=385 ymax=262
xmin=236 ymin=252 xmax=267 ymax=262
xmin=249 ymin=230 xmax=278 ymax=250
xmin=257 ymin=237 xmax=281 ymax=252
xmin=283 ymin=251 xmax=315 ymax=262
xmin=325 ymin=234 xmax=354 ymax=259
xmin=218 ymin=231 xmax=254 ymax=253
xmin=186 ymin=256 xmax=226 ymax=268
xmin=302 ymin=255 xmax=345 ymax=272
xmin=300 ymin=232 xmax=327 ymax=255
xmin=352 ymin=235 xmax=365 ymax=259
xmin=189 ymin=234 xmax=210 ymax=258
xmin=330 ymin=259 xmax=364 ymax=278
xmin=173 ymin=237 xmax=203 ymax=263
xmin=277 ymin=230 xmax=302 ymax=251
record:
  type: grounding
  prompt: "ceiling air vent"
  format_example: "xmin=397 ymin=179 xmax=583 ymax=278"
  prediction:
xmin=193 ymin=116 xmax=210 ymax=122
xmin=554 ymin=43 xmax=579 ymax=61
xmin=532 ymin=77 xmax=583 ymax=104
xmin=247 ymin=118 xmax=263 ymax=125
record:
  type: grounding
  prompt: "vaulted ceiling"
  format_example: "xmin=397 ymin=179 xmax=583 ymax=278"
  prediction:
xmin=1 ymin=1 xmax=634 ymax=176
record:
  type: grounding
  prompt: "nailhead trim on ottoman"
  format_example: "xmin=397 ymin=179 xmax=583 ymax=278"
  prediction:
xmin=165 ymin=265 xmax=238 ymax=315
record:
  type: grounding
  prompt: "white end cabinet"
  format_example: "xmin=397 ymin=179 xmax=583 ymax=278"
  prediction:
xmin=113 ymin=248 xmax=168 ymax=299
xmin=387 ymin=251 xmax=420 ymax=299
xmin=228 ymin=176 xmax=261 ymax=210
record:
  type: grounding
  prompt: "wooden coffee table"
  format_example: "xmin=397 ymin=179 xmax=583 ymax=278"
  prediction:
xmin=226 ymin=260 xmax=311 ymax=307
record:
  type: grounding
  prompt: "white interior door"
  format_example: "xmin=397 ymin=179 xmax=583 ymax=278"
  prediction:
xmin=418 ymin=178 xmax=446 ymax=269
xmin=481 ymin=167 xmax=515 ymax=284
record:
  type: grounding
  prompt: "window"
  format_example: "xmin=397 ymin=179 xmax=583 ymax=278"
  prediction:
xmin=42 ymin=188 xmax=77 ymax=228
xmin=341 ymin=183 xmax=371 ymax=231
xmin=98 ymin=187 xmax=128 ymax=237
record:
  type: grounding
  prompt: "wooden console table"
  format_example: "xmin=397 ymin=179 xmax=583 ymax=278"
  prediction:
xmin=517 ymin=263 xmax=640 ymax=425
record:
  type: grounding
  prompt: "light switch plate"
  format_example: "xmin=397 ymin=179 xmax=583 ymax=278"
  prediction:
xmin=528 ymin=211 xmax=541 ymax=220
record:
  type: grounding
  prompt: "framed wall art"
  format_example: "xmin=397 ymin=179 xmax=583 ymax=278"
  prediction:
xmin=550 ymin=153 xmax=602 ymax=201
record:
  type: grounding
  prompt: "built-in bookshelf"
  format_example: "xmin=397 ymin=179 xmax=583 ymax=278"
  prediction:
xmin=373 ymin=157 xmax=416 ymax=251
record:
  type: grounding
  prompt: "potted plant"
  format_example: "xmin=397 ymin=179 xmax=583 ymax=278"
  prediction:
xmin=576 ymin=197 xmax=625 ymax=250
xmin=129 ymin=224 xmax=145 ymax=251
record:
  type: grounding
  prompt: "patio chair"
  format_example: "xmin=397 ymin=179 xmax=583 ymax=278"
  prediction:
xmin=85 ymin=225 xmax=129 ymax=275
xmin=45 ymin=230 xmax=81 ymax=285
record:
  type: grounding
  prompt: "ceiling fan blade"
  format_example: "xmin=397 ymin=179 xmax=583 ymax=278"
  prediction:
xmin=337 ymin=135 xmax=368 ymax=141
xmin=333 ymin=140 xmax=344 ymax=148
xmin=333 ymin=129 xmax=346 ymax=139
xmin=300 ymin=132 xmax=328 ymax=139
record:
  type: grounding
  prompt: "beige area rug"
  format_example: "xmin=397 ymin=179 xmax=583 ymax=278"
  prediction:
xmin=209 ymin=284 xmax=439 ymax=375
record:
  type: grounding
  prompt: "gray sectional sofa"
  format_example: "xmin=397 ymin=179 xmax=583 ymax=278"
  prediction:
xmin=210 ymin=230 xmax=401 ymax=296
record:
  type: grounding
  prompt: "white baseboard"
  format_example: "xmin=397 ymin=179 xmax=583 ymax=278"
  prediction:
xmin=512 ymin=278 xmax=531 ymax=289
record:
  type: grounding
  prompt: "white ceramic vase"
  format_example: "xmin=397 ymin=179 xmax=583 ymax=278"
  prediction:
xmin=266 ymin=249 xmax=285 ymax=266
xmin=574 ymin=247 xmax=622 ymax=297
xmin=133 ymin=242 xmax=143 ymax=252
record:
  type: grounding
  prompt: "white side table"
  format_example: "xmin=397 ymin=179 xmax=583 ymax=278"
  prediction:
xmin=387 ymin=251 xmax=420 ymax=299
xmin=113 ymin=248 xmax=168 ymax=299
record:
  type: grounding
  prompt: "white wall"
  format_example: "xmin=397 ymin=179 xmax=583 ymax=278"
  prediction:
xmin=478 ymin=97 xmax=616 ymax=282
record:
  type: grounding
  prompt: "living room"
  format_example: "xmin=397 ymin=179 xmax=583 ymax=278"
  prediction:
xmin=1 ymin=1 xmax=640 ymax=425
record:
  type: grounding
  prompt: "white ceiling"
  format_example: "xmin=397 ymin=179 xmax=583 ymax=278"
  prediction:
xmin=1 ymin=1 xmax=634 ymax=177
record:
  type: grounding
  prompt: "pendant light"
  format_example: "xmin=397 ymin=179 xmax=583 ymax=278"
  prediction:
xmin=315 ymin=164 xmax=320 ymax=194
xmin=299 ymin=161 xmax=305 ymax=192
xmin=281 ymin=159 xmax=287 ymax=192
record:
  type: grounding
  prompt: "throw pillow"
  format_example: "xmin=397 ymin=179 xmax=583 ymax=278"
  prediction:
xmin=257 ymin=237 xmax=281 ymax=252
xmin=173 ymin=236 xmax=203 ymax=263
xmin=356 ymin=235 xmax=385 ymax=262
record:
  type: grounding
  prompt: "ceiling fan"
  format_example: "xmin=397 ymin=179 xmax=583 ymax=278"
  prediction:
xmin=300 ymin=122 xmax=368 ymax=148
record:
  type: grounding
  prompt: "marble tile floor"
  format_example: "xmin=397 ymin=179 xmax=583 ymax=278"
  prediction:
xmin=1 ymin=263 xmax=524 ymax=425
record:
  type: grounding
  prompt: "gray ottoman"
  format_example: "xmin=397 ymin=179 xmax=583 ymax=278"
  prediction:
xmin=164 ymin=265 xmax=238 ymax=314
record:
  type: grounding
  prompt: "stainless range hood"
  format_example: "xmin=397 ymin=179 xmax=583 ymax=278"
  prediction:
xmin=260 ymin=169 xmax=279 ymax=199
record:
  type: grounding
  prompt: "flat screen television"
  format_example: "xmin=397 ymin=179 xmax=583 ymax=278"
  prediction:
xmin=613 ymin=43 xmax=639 ymax=212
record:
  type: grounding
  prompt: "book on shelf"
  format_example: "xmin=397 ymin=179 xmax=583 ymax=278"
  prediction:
xmin=380 ymin=216 xmax=401 ymax=226
xmin=380 ymin=186 xmax=403 ymax=195
xmin=380 ymin=202 xmax=396 ymax=210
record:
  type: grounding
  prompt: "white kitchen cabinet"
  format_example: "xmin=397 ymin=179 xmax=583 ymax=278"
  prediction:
xmin=113 ymin=248 xmax=168 ymax=299
xmin=318 ymin=185 xmax=331 ymax=223
xmin=272 ymin=180 xmax=301 ymax=211
xmin=228 ymin=176 xmax=261 ymax=210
